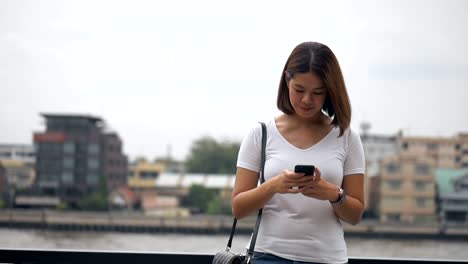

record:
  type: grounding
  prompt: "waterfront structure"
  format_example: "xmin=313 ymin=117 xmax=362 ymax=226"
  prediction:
xmin=33 ymin=113 xmax=128 ymax=206
xmin=128 ymin=158 xmax=165 ymax=190
xmin=435 ymin=168 xmax=468 ymax=225
xmin=379 ymin=153 xmax=436 ymax=223
xmin=0 ymin=144 xmax=35 ymax=164
xmin=109 ymin=186 xmax=138 ymax=209
xmin=400 ymin=133 xmax=468 ymax=169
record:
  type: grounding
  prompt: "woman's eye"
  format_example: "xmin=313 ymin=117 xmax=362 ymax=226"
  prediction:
xmin=295 ymin=89 xmax=304 ymax=93
xmin=314 ymin=92 xmax=324 ymax=95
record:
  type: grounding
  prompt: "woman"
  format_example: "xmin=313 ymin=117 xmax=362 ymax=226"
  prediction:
xmin=232 ymin=42 xmax=365 ymax=264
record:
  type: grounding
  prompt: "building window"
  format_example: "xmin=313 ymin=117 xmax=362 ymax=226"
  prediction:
xmin=455 ymin=144 xmax=461 ymax=151
xmin=61 ymin=172 xmax=73 ymax=183
xmin=0 ymin=151 xmax=11 ymax=158
xmin=86 ymin=173 xmax=99 ymax=184
xmin=414 ymin=181 xmax=427 ymax=191
xmin=385 ymin=180 xmax=402 ymax=190
xmin=382 ymin=197 xmax=403 ymax=207
xmin=63 ymin=158 xmax=74 ymax=169
xmin=446 ymin=212 xmax=466 ymax=222
xmin=415 ymin=198 xmax=432 ymax=208
xmin=386 ymin=163 xmax=400 ymax=173
xmin=455 ymin=156 xmax=461 ymax=163
xmin=427 ymin=143 xmax=438 ymax=151
xmin=88 ymin=158 xmax=100 ymax=170
xmin=88 ymin=144 xmax=100 ymax=155
xmin=401 ymin=142 xmax=408 ymax=150
xmin=63 ymin=142 xmax=75 ymax=154
xmin=139 ymin=171 xmax=159 ymax=179
xmin=415 ymin=163 xmax=430 ymax=175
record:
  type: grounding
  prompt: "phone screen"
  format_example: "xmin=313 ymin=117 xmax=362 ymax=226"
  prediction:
xmin=294 ymin=165 xmax=315 ymax=176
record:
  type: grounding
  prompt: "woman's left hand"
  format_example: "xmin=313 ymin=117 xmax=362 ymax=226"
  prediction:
xmin=300 ymin=167 xmax=338 ymax=201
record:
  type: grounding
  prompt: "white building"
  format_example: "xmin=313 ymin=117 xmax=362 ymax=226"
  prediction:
xmin=361 ymin=134 xmax=400 ymax=177
xmin=0 ymin=144 xmax=35 ymax=164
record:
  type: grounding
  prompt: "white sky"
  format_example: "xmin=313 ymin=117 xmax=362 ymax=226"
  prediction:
xmin=1 ymin=0 xmax=467 ymax=160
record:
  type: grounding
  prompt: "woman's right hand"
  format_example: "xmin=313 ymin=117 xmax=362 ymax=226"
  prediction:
xmin=269 ymin=170 xmax=311 ymax=194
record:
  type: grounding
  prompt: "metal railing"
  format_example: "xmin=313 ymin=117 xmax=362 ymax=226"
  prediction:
xmin=0 ymin=248 xmax=467 ymax=264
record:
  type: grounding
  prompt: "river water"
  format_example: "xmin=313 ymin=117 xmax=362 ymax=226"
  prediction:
xmin=0 ymin=228 xmax=467 ymax=261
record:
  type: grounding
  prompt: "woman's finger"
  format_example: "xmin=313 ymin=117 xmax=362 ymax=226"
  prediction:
xmin=313 ymin=167 xmax=321 ymax=181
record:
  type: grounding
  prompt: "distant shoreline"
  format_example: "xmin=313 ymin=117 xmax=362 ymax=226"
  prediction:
xmin=1 ymin=209 xmax=467 ymax=240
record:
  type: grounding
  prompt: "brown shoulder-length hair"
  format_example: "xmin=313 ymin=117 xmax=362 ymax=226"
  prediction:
xmin=277 ymin=41 xmax=351 ymax=137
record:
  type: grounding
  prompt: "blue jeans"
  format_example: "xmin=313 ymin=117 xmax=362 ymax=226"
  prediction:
xmin=251 ymin=251 xmax=347 ymax=264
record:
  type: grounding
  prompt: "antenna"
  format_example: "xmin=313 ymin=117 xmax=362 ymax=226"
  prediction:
xmin=166 ymin=143 xmax=172 ymax=161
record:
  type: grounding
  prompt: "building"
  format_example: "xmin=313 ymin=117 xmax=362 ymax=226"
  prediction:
xmin=400 ymin=133 xmax=468 ymax=169
xmin=366 ymin=175 xmax=381 ymax=218
xmin=0 ymin=162 xmax=7 ymax=201
xmin=0 ymin=144 xmax=35 ymax=164
xmin=435 ymin=169 xmax=468 ymax=225
xmin=360 ymin=123 xmax=399 ymax=215
xmin=379 ymin=153 xmax=436 ymax=223
xmin=101 ymin=132 xmax=128 ymax=190
xmin=33 ymin=113 xmax=128 ymax=205
xmin=0 ymin=160 xmax=35 ymax=189
xmin=128 ymin=158 xmax=165 ymax=191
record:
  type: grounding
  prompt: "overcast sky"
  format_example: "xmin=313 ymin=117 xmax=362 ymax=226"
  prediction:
xmin=1 ymin=0 xmax=467 ymax=160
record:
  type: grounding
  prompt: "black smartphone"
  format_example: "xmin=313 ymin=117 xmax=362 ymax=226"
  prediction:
xmin=294 ymin=165 xmax=315 ymax=176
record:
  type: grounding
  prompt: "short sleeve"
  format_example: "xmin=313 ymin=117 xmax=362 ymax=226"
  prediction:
xmin=344 ymin=129 xmax=365 ymax=176
xmin=236 ymin=124 xmax=262 ymax=172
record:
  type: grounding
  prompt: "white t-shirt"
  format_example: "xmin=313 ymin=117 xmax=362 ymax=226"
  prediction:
xmin=236 ymin=119 xmax=365 ymax=264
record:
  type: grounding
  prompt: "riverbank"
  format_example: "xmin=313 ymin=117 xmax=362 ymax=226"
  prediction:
xmin=1 ymin=209 xmax=467 ymax=240
xmin=2 ymin=228 xmax=468 ymax=261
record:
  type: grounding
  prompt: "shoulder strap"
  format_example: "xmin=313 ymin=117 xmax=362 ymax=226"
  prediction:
xmin=245 ymin=122 xmax=266 ymax=261
xmin=225 ymin=122 xmax=267 ymax=258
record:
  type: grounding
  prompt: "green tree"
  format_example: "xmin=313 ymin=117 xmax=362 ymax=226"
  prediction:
xmin=207 ymin=196 xmax=232 ymax=215
xmin=185 ymin=136 xmax=240 ymax=174
xmin=182 ymin=184 xmax=217 ymax=213
xmin=78 ymin=191 xmax=108 ymax=211
xmin=77 ymin=176 xmax=109 ymax=211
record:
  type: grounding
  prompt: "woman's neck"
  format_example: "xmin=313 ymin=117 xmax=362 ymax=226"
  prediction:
xmin=284 ymin=112 xmax=330 ymax=128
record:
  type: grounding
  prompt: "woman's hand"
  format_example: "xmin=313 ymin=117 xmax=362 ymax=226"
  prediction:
xmin=300 ymin=167 xmax=339 ymax=201
xmin=268 ymin=170 xmax=313 ymax=194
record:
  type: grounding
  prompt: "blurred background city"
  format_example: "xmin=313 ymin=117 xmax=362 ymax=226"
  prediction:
xmin=1 ymin=0 xmax=468 ymax=261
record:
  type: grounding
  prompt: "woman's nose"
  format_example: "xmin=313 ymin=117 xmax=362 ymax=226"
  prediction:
xmin=302 ymin=93 xmax=314 ymax=104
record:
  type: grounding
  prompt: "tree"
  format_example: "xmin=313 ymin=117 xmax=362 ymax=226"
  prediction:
xmin=78 ymin=191 xmax=108 ymax=211
xmin=181 ymin=184 xmax=217 ymax=213
xmin=77 ymin=176 xmax=109 ymax=211
xmin=185 ymin=136 xmax=240 ymax=174
xmin=207 ymin=196 xmax=232 ymax=215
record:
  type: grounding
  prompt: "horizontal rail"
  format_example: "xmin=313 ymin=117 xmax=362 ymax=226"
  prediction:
xmin=0 ymin=248 xmax=467 ymax=264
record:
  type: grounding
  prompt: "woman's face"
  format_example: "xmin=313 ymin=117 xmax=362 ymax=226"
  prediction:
xmin=287 ymin=72 xmax=327 ymax=119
